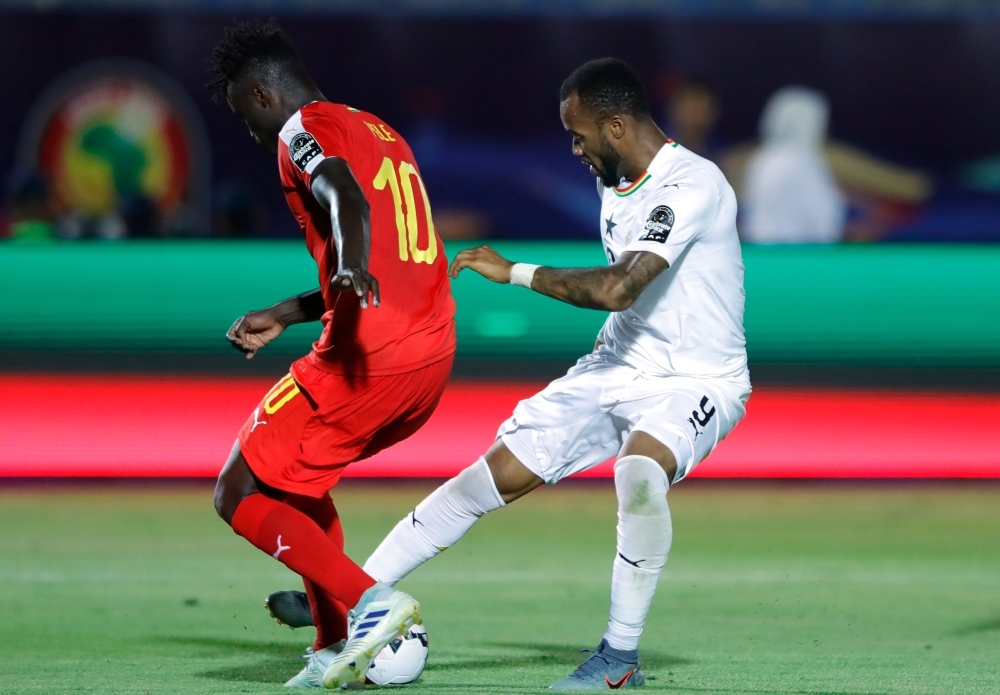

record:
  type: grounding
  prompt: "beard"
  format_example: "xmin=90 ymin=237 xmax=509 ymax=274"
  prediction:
xmin=592 ymin=132 xmax=625 ymax=188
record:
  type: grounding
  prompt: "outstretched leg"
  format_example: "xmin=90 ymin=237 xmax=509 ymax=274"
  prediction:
xmin=363 ymin=440 xmax=542 ymax=585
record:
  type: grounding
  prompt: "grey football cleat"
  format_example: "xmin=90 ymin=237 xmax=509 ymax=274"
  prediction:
xmin=549 ymin=639 xmax=645 ymax=690
xmin=266 ymin=590 xmax=315 ymax=629
xmin=284 ymin=641 xmax=345 ymax=688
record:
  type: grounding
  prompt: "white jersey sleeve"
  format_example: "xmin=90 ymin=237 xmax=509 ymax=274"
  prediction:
xmin=621 ymin=182 xmax=719 ymax=267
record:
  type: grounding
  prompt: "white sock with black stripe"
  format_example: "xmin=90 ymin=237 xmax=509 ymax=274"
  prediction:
xmin=363 ymin=457 xmax=505 ymax=586
xmin=604 ymin=455 xmax=672 ymax=652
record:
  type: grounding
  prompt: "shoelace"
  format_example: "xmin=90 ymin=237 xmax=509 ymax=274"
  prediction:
xmin=568 ymin=648 xmax=618 ymax=678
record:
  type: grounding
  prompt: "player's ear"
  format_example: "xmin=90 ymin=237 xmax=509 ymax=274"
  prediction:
xmin=608 ymin=115 xmax=626 ymax=141
xmin=252 ymin=83 xmax=269 ymax=108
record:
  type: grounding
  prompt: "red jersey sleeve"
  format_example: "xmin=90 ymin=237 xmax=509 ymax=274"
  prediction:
xmin=277 ymin=107 xmax=355 ymax=188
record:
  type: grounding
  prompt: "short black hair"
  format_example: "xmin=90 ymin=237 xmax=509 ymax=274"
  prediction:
xmin=208 ymin=19 xmax=305 ymax=101
xmin=560 ymin=58 xmax=650 ymax=123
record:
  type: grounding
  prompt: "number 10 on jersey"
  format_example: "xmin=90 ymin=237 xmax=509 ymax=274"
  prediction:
xmin=373 ymin=157 xmax=438 ymax=264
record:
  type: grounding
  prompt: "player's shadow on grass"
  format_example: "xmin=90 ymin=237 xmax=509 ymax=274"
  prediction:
xmin=164 ymin=636 xmax=303 ymax=684
xmin=423 ymin=641 xmax=690 ymax=672
xmin=951 ymin=616 xmax=1000 ymax=636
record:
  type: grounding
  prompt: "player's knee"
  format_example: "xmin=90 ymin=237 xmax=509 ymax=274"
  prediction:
xmin=614 ymin=455 xmax=670 ymax=515
xmin=214 ymin=473 xmax=256 ymax=525
xmin=447 ymin=458 xmax=506 ymax=513
xmin=213 ymin=478 xmax=230 ymax=522
xmin=484 ymin=441 xmax=543 ymax=503
xmin=214 ymin=446 xmax=258 ymax=525
xmin=620 ymin=430 xmax=678 ymax=483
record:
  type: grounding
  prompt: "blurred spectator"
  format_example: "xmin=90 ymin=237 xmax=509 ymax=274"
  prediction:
xmin=213 ymin=181 xmax=269 ymax=238
xmin=433 ymin=209 xmax=490 ymax=240
xmin=741 ymin=87 xmax=845 ymax=244
xmin=4 ymin=172 xmax=56 ymax=243
xmin=722 ymin=88 xmax=933 ymax=243
xmin=662 ymin=78 xmax=725 ymax=161
xmin=406 ymin=86 xmax=491 ymax=240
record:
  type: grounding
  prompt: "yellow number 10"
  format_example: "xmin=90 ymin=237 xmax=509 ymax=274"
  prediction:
xmin=372 ymin=157 xmax=438 ymax=264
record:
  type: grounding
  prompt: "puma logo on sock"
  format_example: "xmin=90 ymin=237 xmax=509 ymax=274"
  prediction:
xmin=273 ymin=535 xmax=291 ymax=560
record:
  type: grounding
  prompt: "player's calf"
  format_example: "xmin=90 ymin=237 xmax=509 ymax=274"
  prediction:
xmin=604 ymin=454 xmax=672 ymax=652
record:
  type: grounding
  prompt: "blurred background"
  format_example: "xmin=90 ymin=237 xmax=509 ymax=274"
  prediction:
xmin=5 ymin=4 xmax=1000 ymax=244
xmin=2 ymin=0 xmax=1000 ymax=480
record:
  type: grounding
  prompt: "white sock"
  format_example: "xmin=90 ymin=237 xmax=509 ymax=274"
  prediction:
xmin=363 ymin=458 xmax=505 ymax=585
xmin=604 ymin=455 xmax=672 ymax=652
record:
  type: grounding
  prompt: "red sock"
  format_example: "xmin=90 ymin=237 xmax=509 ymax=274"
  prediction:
xmin=286 ymin=494 xmax=350 ymax=649
xmin=232 ymin=493 xmax=376 ymax=612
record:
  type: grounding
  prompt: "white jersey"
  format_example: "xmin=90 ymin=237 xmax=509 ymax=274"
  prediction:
xmin=595 ymin=140 xmax=748 ymax=383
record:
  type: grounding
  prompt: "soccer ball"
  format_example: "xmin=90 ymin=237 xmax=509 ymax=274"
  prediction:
xmin=365 ymin=623 xmax=429 ymax=685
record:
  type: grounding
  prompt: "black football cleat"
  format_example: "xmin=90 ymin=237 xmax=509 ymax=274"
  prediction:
xmin=265 ymin=590 xmax=314 ymax=629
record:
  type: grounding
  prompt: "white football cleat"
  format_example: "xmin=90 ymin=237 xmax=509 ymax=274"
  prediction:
xmin=321 ymin=583 xmax=421 ymax=689
xmin=284 ymin=641 xmax=345 ymax=688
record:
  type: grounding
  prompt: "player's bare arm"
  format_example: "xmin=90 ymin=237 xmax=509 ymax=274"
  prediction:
xmin=226 ymin=289 xmax=326 ymax=359
xmin=227 ymin=159 xmax=380 ymax=358
xmin=310 ymin=157 xmax=380 ymax=309
xmin=448 ymin=245 xmax=668 ymax=312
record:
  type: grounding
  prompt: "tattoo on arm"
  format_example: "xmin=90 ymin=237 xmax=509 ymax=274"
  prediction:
xmin=531 ymin=252 xmax=668 ymax=311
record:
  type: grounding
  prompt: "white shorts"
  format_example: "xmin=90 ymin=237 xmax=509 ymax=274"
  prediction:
xmin=497 ymin=353 xmax=750 ymax=485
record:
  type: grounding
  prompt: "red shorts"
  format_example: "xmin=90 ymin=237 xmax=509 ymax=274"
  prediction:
xmin=238 ymin=355 xmax=453 ymax=497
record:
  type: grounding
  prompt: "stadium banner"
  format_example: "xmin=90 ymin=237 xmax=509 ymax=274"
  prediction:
xmin=15 ymin=59 xmax=212 ymax=238
xmin=1 ymin=375 xmax=998 ymax=479
xmin=1 ymin=241 xmax=1000 ymax=366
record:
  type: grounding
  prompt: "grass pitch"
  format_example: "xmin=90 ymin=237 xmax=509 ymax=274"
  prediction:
xmin=1 ymin=481 xmax=998 ymax=694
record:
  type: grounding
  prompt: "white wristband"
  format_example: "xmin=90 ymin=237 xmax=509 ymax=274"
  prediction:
xmin=509 ymin=263 xmax=540 ymax=288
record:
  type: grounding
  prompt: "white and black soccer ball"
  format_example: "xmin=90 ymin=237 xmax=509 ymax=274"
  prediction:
xmin=365 ymin=623 xmax=429 ymax=685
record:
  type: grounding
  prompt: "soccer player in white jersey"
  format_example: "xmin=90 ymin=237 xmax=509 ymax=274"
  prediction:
xmin=272 ymin=58 xmax=751 ymax=690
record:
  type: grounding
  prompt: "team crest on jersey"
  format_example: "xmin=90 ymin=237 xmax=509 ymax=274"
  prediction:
xmin=289 ymin=132 xmax=324 ymax=172
xmin=639 ymin=205 xmax=674 ymax=243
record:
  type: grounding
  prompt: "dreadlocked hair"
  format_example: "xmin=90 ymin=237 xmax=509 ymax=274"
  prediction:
xmin=207 ymin=18 xmax=302 ymax=101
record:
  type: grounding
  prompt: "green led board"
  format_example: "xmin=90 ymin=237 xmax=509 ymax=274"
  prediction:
xmin=1 ymin=241 xmax=998 ymax=366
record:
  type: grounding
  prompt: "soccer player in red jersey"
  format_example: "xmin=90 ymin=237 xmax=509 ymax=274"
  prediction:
xmin=208 ymin=20 xmax=455 ymax=688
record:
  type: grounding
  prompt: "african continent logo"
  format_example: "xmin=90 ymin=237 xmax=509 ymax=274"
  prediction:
xmin=38 ymin=78 xmax=189 ymax=217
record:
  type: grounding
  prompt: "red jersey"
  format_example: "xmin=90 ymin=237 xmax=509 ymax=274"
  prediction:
xmin=277 ymin=102 xmax=456 ymax=376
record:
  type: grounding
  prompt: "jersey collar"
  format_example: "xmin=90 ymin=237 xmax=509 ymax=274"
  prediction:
xmin=613 ymin=171 xmax=652 ymax=197
xmin=278 ymin=101 xmax=322 ymax=141
xmin=612 ymin=139 xmax=678 ymax=197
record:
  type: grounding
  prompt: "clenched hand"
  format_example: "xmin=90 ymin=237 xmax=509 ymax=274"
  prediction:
xmin=226 ymin=309 xmax=287 ymax=359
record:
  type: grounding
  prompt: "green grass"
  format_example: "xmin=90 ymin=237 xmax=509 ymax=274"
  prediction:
xmin=1 ymin=482 xmax=999 ymax=694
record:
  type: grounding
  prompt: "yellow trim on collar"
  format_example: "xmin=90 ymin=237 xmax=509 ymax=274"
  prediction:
xmin=614 ymin=171 xmax=652 ymax=197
